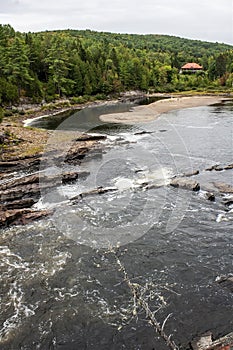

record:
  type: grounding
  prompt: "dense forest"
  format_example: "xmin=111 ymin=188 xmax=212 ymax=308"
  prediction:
xmin=0 ymin=24 xmax=233 ymax=108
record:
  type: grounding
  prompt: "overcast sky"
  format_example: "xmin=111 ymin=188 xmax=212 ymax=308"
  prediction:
xmin=0 ymin=0 xmax=232 ymax=44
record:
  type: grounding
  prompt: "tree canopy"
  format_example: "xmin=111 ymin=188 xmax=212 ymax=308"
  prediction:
xmin=0 ymin=24 xmax=232 ymax=105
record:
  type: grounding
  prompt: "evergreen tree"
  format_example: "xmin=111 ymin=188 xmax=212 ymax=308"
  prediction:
xmin=3 ymin=36 xmax=33 ymax=97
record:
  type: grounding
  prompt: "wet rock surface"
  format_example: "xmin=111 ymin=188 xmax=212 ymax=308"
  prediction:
xmin=216 ymin=275 xmax=233 ymax=293
xmin=0 ymin=135 xmax=101 ymax=228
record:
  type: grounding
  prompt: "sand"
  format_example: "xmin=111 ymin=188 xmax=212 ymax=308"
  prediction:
xmin=99 ymin=96 xmax=227 ymax=123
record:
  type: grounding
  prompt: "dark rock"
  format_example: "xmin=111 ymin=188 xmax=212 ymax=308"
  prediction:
xmin=224 ymin=163 xmax=233 ymax=170
xmin=71 ymin=186 xmax=117 ymax=201
xmin=205 ymin=164 xmax=220 ymax=171
xmin=64 ymin=146 xmax=90 ymax=164
xmin=75 ymin=134 xmax=107 ymax=141
xmin=143 ymin=183 xmax=163 ymax=190
xmin=206 ymin=163 xmax=233 ymax=172
xmin=216 ymin=275 xmax=233 ymax=293
xmin=183 ymin=170 xmax=199 ymax=177
xmin=170 ymin=177 xmax=200 ymax=191
xmin=215 ymin=166 xmax=224 ymax=171
xmin=134 ymin=131 xmax=154 ymax=135
xmin=0 ymin=156 xmax=41 ymax=174
xmin=0 ymin=161 xmax=23 ymax=169
xmin=205 ymin=192 xmax=215 ymax=201
xmin=62 ymin=171 xmax=89 ymax=183
xmin=222 ymin=199 xmax=233 ymax=207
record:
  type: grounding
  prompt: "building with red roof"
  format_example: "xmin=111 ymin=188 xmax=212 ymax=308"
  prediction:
xmin=180 ymin=62 xmax=203 ymax=73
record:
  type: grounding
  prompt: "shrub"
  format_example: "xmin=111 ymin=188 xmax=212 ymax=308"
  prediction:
xmin=95 ymin=93 xmax=107 ymax=100
xmin=4 ymin=110 xmax=13 ymax=117
xmin=70 ymin=96 xmax=87 ymax=104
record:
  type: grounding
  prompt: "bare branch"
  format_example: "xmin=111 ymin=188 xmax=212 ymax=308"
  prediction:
xmin=106 ymin=246 xmax=179 ymax=350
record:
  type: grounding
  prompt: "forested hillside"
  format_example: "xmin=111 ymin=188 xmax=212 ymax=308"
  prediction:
xmin=0 ymin=24 xmax=233 ymax=106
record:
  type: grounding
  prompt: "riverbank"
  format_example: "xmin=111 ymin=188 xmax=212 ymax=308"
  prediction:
xmin=99 ymin=95 xmax=229 ymax=123
xmin=0 ymin=97 xmax=117 ymax=161
xmin=0 ymin=93 xmax=231 ymax=161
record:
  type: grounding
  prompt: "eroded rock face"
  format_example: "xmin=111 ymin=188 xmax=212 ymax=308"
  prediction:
xmin=0 ymin=156 xmax=41 ymax=176
xmin=0 ymin=171 xmax=89 ymax=228
xmin=170 ymin=177 xmax=200 ymax=191
xmin=0 ymin=208 xmax=52 ymax=227
xmin=0 ymin=134 xmax=104 ymax=228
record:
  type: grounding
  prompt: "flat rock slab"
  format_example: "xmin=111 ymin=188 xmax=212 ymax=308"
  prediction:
xmin=213 ymin=182 xmax=233 ymax=194
xmin=170 ymin=177 xmax=200 ymax=191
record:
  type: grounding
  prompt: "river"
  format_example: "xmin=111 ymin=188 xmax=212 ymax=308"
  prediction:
xmin=0 ymin=99 xmax=233 ymax=349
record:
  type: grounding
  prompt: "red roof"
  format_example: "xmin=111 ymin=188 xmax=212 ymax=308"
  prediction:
xmin=181 ymin=62 xmax=203 ymax=69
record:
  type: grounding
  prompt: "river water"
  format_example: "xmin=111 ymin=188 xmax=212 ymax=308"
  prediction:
xmin=0 ymin=99 xmax=233 ymax=349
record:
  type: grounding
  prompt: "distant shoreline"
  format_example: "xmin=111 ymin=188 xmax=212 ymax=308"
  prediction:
xmin=99 ymin=95 xmax=230 ymax=123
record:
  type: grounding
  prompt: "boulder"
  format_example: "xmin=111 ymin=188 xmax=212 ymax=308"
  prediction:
xmin=170 ymin=177 xmax=200 ymax=191
xmin=205 ymin=192 xmax=215 ymax=202
xmin=182 ymin=170 xmax=199 ymax=177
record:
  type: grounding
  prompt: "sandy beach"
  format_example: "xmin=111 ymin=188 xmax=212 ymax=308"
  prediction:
xmin=99 ymin=95 xmax=228 ymax=123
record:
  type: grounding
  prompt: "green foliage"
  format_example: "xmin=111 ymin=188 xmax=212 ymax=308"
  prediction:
xmin=0 ymin=107 xmax=3 ymax=123
xmin=70 ymin=96 xmax=88 ymax=104
xmin=0 ymin=25 xmax=232 ymax=106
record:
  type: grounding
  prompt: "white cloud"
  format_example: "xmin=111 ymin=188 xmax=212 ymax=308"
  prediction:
xmin=0 ymin=0 xmax=232 ymax=44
